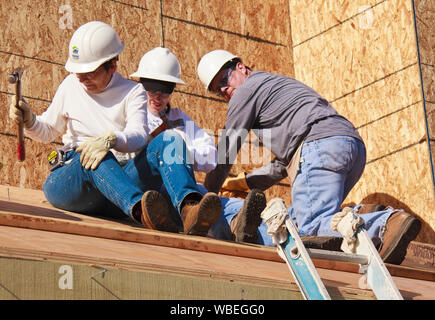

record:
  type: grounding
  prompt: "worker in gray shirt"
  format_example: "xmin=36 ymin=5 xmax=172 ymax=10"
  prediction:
xmin=197 ymin=50 xmax=421 ymax=264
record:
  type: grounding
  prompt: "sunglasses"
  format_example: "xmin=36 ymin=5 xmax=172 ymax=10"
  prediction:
xmin=146 ymin=90 xmax=171 ymax=98
xmin=215 ymin=67 xmax=233 ymax=96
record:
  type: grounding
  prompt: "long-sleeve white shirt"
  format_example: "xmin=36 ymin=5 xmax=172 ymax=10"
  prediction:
xmin=25 ymin=72 xmax=149 ymax=162
xmin=147 ymin=107 xmax=217 ymax=172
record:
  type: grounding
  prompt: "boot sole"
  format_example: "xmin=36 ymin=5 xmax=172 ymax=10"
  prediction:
xmin=381 ymin=216 xmax=421 ymax=264
xmin=141 ymin=191 xmax=180 ymax=232
xmin=232 ymin=189 xmax=266 ymax=243
xmin=301 ymin=236 xmax=342 ymax=251
xmin=186 ymin=193 xmax=222 ymax=236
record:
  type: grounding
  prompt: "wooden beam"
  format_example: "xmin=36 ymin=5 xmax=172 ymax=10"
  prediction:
xmin=0 ymin=185 xmax=434 ymax=283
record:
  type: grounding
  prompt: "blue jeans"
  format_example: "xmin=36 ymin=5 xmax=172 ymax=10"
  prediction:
xmin=209 ymin=136 xmax=395 ymax=247
xmin=43 ymin=131 xmax=201 ymax=220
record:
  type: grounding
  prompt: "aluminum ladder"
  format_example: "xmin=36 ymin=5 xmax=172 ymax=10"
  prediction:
xmin=261 ymin=198 xmax=403 ymax=300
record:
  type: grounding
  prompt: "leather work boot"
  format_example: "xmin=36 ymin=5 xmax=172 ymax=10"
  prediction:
xmin=378 ymin=211 xmax=421 ymax=264
xmin=300 ymin=236 xmax=342 ymax=251
xmin=181 ymin=192 xmax=222 ymax=236
xmin=230 ymin=189 xmax=266 ymax=243
xmin=358 ymin=203 xmax=387 ymax=214
xmin=137 ymin=190 xmax=181 ymax=233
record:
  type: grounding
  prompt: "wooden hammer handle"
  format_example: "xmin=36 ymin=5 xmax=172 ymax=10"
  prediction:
xmin=16 ymin=80 xmax=25 ymax=162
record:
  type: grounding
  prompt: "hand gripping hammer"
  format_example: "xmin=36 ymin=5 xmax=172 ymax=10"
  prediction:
xmin=8 ymin=68 xmax=27 ymax=161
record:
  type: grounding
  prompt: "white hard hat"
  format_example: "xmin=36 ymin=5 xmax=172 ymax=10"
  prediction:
xmin=130 ymin=47 xmax=185 ymax=85
xmin=65 ymin=21 xmax=125 ymax=73
xmin=197 ymin=50 xmax=239 ymax=90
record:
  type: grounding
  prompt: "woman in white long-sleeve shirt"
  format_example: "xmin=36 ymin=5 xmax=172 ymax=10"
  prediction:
xmin=9 ymin=22 xmax=222 ymax=237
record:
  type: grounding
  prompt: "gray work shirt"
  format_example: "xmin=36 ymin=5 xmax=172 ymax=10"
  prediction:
xmin=204 ymin=70 xmax=363 ymax=192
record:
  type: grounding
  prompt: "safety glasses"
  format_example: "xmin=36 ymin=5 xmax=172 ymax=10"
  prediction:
xmin=215 ymin=67 xmax=233 ymax=96
xmin=76 ymin=64 xmax=105 ymax=79
xmin=146 ymin=90 xmax=171 ymax=98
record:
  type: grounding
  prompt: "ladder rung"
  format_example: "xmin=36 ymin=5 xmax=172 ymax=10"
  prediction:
xmin=307 ymin=248 xmax=369 ymax=265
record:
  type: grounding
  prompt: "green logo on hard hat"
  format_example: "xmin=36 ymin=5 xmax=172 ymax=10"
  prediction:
xmin=72 ymin=46 xmax=79 ymax=59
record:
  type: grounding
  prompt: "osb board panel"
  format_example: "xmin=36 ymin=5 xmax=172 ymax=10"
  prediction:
xmin=358 ymin=101 xmax=427 ymax=163
xmin=0 ymin=1 xmax=71 ymax=65
xmin=1 ymin=225 xmax=435 ymax=299
xmin=292 ymin=0 xmax=418 ymax=102
xmin=422 ymin=65 xmax=435 ymax=103
xmin=0 ymin=0 xmax=161 ymax=77
xmin=169 ymin=93 xmax=228 ymax=135
xmin=427 ymin=102 xmax=435 ymax=138
xmin=165 ymin=0 xmax=292 ymax=47
xmin=0 ymin=53 xmax=66 ymax=104
xmin=0 ymin=257 xmax=304 ymax=300
xmin=163 ymin=17 xmax=294 ymax=97
xmin=0 ymin=226 xmax=295 ymax=290
xmin=289 ymin=0 xmax=381 ymax=45
xmin=414 ymin=0 xmax=435 ymax=66
xmin=332 ymin=64 xmax=422 ymax=128
xmin=0 ymin=135 xmax=52 ymax=190
xmin=345 ymin=141 xmax=435 ymax=244
xmin=0 ymin=94 xmax=50 ymax=136
xmin=0 ymin=226 xmax=386 ymax=300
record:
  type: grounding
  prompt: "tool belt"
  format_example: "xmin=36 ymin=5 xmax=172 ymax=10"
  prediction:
xmin=149 ymin=118 xmax=184 ymax=139
xmin=47 ymin=148 xmax=67 ymax=171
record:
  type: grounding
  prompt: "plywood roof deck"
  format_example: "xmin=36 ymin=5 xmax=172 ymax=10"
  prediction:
xmin=0 ymin=185 xmax=434 ymax=300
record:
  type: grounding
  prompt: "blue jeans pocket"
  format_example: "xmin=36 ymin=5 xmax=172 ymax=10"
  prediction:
xmin=315 ymin=136 xmax=355 ymax=172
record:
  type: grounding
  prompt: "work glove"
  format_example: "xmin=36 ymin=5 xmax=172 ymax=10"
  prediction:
xmin=76 ymin=131 xmax=117 ymax=170
xmin=9 ymin=98 xmax=36 ymax=128
xmin=219 ymin=172 xmax=250 ymax=199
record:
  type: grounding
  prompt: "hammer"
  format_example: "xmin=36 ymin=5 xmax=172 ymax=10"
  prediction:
xmin=8 ymin=68 xmax=26 ymax=162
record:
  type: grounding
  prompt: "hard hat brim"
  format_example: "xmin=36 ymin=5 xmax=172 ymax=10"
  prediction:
xmin=197 ymin=50 xmax=239 ymax=90
xmin=129 ymin=71 xmax=185 ymax=85
xmin=65 ymin=43 xmax=125 ymax=73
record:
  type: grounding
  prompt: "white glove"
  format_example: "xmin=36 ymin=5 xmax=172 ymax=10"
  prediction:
xmin=76 ymin=131 xmax=117 ymax=170
xmin=9 ymin=98 xmax=36 ymax=128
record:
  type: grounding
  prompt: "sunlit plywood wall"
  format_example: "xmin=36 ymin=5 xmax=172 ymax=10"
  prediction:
xmin=289 ymin=0 xmax=434 ymax=243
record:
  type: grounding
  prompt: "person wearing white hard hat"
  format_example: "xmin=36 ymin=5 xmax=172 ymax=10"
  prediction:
xmin=129 ymin=47 xmax=267 ymax=240
xmin=128 ymin=46 xmax=222 ymax=235
xmin=196 ymin=50 xmax=421 ymax=264
xmin=8 ymin=21 xmax=209 ymax=235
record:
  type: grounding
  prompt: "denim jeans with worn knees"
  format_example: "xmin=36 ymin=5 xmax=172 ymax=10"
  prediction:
xmin=43 ymin=150 xmax=143 ymax=220
xmin=287 ymin=136 xmax=394 ymax=246
xmin=43 ymin=131 xmax=202 ymax=220
xmin=123 ymin=130 xmax=201 ymax=213
xmin=209 ymin=136 xmax=395 ymax=248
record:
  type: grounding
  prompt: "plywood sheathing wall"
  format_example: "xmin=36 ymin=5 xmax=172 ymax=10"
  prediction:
xmin=414 ymin=0 xmax=435 ymax=181
xmin=289 ymin=0 xmax=435 ymax=243
xmin=0 ymin=3 xmax=293 ymax=200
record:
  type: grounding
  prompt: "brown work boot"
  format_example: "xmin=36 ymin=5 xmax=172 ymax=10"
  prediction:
xmin=358 ymin=203 xmax=387 ymax=214
xmin=181 ymin=192 xmax=222 ymax=236
xmin=379 ymin=211 xmax=421 ymax=264
xmin=136 ymin=190 xmax=181 ymax=233
xmin=300 ymin=236 xmax=342 ymax=251
xmin=230 ymin=189 xmax=266 ymax=243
